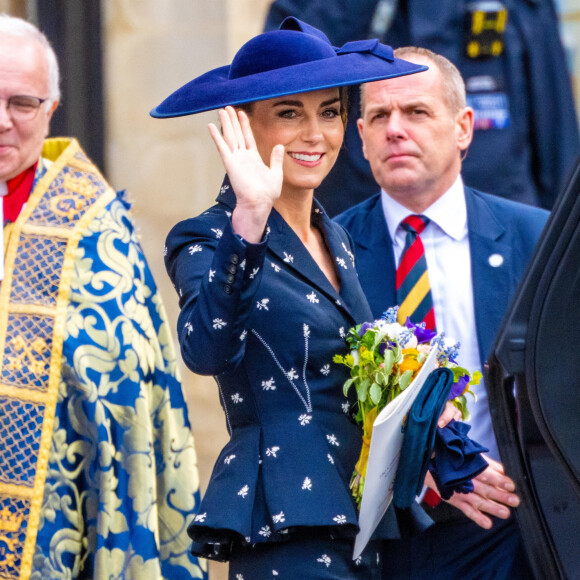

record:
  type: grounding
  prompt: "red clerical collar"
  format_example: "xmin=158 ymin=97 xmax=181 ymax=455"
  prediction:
xmin=4 ymin=162 xmax=38 ymax=223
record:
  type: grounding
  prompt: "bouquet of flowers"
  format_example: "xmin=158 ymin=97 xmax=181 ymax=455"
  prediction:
xmin=333 ymin=307 xmax=481 ymax=506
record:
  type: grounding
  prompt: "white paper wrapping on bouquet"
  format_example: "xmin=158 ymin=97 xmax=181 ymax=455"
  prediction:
xmin=353 ymin=346 xmax=439 ymax=559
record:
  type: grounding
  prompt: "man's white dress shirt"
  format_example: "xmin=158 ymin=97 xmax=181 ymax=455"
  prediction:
xmin=381 ymin=175 xmax=499 ymax=460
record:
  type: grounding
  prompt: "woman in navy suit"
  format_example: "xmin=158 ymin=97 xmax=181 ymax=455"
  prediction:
xmin=151 ymin=17 xmax=433 ymax=579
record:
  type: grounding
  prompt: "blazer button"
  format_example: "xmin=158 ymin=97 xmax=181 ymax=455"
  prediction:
xmin=225 ymin=273 xmax=235 ymax=283
xmin=230 ymin=254 xmax=240 ymax=264
xmin=223 ymin=284 xmax=233 ymax=294
xmin=226 ymin=263 xmax=237 ymax=275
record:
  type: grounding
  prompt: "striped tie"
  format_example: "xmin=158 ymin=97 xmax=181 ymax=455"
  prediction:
xmin=396 ymin=215 xmax=436 ymax=329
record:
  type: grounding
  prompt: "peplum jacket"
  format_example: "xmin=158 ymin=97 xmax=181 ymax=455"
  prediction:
xmin=164 ymin=179 xmax=387 ymax=560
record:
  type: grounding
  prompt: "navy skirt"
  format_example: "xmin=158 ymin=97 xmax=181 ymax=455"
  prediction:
xmin=228 ymin=529 xmax=383 ymax=579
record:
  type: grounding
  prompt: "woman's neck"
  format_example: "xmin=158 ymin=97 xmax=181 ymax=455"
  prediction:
xmin=274 ymin=188 xmax=315 ymax=242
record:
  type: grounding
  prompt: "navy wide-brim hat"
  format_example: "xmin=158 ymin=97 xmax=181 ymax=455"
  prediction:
xmin=150 ymin=17 xmax=427 ymax=118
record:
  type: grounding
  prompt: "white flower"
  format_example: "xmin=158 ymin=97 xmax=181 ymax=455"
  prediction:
xmin=320 ymin=364 xmax=330 ymax=376
xmin=259 ymin=526 xmax=271 ymax=537
xmin=240 ymin=258 xmax=246 ymax=270
xmin=213 ymin=318 xmax=227 ymax=330
xmin=265 ymin=446 xmax=280 ymax=458
xmin=224 ymin=454 xmax=236 ymax=465
xmin=194 ymin=512 xmax=207 ymax=522
xmin=272 ymin=511 xmax=285 ymax=524
xmin=333 ymin=515 xmax=347 ymax=524
xmin=225 ymin=210 xmax=232 ymax=218
xmin=317 ymin=554 xmax=331 ymax=567
xmin=249 ymin=267 xmax=260 ymax=279
xmin=306 ymin=291 xmax=319 ymax=304
xmin=236 ymin=575 xmax=244 ymax=580
xmin=188 ymin=244 xmax=202 ymax=255
xmin=256 ymin=298 xmax=270 ymax=311
xmin=302 ymin=477 xmax=312 ymax=491
xmin=355 ymin=557 xmax=362 ymax=566
xmin=240 ymin=330 xmax=247 ymax=341
xmin=298 ymin=414 xmax=312 ymax=426
xmin=327 ymin=454 xmax=334 ymax=464
xmin=211 ymin=228 xmax=223 ymax=239
xmin=208 ymin=269 xmax=215 ymax=282
xmin=184 ymin=322 xmax=193 ymax=335
xmin=336 ymin=256 xmax=347 ymax=269
xmin=238 ymin=485 xmax=249 ymax=498
xmin=272 ymin=572 xmax=279 ymax=577
xmin=378 ymin=321 xmax=404 ymax=338
xmin=287 ymin=368 xmax=298 ymax=380
xmin=271 ymin=262 xmax=281 ymax=272
xmin=335 ymin=299 xmax=342 ymax=306
xmin=326 ymin=434 xmax=339 ymax=446
xmin=262 ymin=377 xmax=276 ymax=391
xmin=231 ymin=393 xmax=244 ymax=404
xmin=339 ymin=327 xmax=345 ymax=338
xmin=303 ymin=324 xmax=310 ymax=337
xmin=163 ymin=245 xmax=168 ymax=256
xmin=341 ymin=402 xmax=350 ymax=413
xmin=220 ymin=184 xmax=230 ymax=194
xmin=283 ymin=252 xmax=294 ymax=263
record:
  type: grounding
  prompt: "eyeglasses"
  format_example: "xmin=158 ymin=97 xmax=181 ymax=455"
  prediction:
xmin=0 ymin=95 xmax=48 ymax=121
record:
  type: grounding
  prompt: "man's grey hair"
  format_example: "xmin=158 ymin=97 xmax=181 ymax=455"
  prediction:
xmin=0 ymin=13 xmax=60 ymax=106
xmin=360 ymin=46 xmax=466 ymax=116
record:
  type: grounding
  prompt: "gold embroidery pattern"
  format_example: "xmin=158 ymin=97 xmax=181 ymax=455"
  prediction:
xmin=0 ymin=397 xmax=44 ymax=486
xmin=0 ymin=498 xmax=28 ymax=578
xmin=9 ymin=235 xmax=68 ymax=307
xmin=30 ymin=168 xmax=107 ymax=229
xmin=0 ymin=139 xmax=115 ymax=579
xmin=2 ymin=315 xmax=52 ymax=390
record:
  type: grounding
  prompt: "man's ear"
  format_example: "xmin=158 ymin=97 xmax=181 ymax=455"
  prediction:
xmin=44 ymin=99 xmax=59 ymax=138
xmin=357 ymin=118 xmax=368 ymax=160
xmin=456 ymin=106 xmax=474 ymax=152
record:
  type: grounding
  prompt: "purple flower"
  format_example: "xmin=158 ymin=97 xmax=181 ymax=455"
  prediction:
xmin=404 ymin=318 xmax=436 ymax=344
xmin=379 ymin=340 xmax=397 ymax=355
xmin=358 ymin=322 xmax=374 ymax=337
xmin=449 ymin=374 xmax=469 ymax=399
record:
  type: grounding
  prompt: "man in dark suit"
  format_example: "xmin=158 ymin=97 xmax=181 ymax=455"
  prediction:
xmin=335 ymin=47 xmax=549 ymax=579
xmin=266 ymin=0 xmax=579 ymax=216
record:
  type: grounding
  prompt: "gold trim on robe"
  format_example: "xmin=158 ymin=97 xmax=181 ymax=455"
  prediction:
xmin=0 ymin=138 xmax=115 ymax=579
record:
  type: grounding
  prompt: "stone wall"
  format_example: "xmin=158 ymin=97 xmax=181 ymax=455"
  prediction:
xmin=103 ymin=1 xmax=271 ymax=577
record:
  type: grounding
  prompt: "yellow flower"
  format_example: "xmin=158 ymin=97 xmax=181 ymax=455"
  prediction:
xmin=399 ymin=348 xmax=420 ymax=373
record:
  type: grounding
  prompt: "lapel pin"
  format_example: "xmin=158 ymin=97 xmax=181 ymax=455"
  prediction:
xmin=488 ymin=253 xmax=504 ymax=268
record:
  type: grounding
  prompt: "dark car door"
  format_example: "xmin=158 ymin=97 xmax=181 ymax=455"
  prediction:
xmin=487 ymin=159 xmax=580 ymax=580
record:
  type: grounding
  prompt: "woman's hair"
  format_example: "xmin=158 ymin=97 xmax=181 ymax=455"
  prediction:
xmin=0 ymin=13 xmax=61 ymax=106
xmin=236 ymin=86 xmax=350 ymax=128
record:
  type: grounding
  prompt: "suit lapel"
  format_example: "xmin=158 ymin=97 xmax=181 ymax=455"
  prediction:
xmin=465 ymin=188 xmax=512 ymax=365
xmin=217 ymin=176 xmax=371 ymax=323
xmin=347 ymin=195 xmax=397 ymax=319
xmin=267 ymin=206 xmax=370 ymax=324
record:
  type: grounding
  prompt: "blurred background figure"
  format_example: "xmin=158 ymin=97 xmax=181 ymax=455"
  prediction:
xmin=265 ymin=0 xmax=580 ymax=215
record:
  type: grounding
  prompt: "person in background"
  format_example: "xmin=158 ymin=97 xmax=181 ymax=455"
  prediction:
xmin=266 ymin=0 xmax=580 ymax=216
xmin=0 ymin=14 xmax=206 ymax=579
xmin=335 ymin=46 xmax=549 ymax=579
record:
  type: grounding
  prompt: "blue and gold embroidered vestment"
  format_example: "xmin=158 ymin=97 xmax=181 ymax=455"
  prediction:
xmin=0 ymin=138 xmax=207 ymax=579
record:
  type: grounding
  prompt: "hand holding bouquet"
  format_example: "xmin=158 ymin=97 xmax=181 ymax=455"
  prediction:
xmin=333 ymin=307 xmax=481 ymax=506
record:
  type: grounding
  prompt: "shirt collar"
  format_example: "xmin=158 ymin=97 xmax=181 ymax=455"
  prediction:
xmin=381 ymin=174 xmax=467 ymax=243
